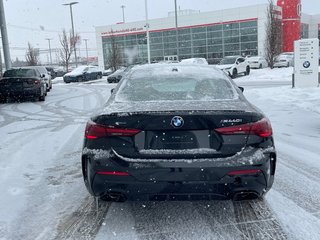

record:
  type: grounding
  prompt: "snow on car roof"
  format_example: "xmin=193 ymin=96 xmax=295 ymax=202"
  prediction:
xmin=129 ymin=63 xmax=225 ymax=79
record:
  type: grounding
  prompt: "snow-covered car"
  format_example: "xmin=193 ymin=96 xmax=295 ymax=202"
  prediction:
xmin=216 ymin=56 xmax=250 ymax=78
xmin=274 ymin=53 xmax=294 ymax=68
xmin=103 ymin=68 xmax=114 ymax=76
xmin=107 ymin=66 xmax=134 ymax=83
xmin=32 ymin=66 xmax=52 ymax=92
xmin=180 ymin=58 xmax=208 ymax=65
xmin=63 ymin=66 xmax=102 ymax=83
xmin=247 ymin=56 xmax=268 ymax=69
xmin=82 ymin=64 xmax=276 ymax=202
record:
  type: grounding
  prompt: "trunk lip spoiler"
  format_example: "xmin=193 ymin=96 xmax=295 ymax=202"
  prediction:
xmin=110 ymin=147 xmax=273 ymax=165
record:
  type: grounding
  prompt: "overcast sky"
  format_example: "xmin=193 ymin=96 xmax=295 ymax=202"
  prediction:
xmin=3 ymin=0 xmax=320 ymax=62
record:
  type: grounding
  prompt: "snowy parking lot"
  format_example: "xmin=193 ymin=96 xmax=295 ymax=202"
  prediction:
xmin=0 ymin=68 xmax=320 ymax=240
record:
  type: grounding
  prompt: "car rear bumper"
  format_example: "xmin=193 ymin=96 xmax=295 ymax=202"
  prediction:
xmin=0 ymin=87 xmax=41 ymax=98
xmin=82 ymin=147 xmax=276 ymax=200
xmin=249 ymin=63 xmax=260 ymax=69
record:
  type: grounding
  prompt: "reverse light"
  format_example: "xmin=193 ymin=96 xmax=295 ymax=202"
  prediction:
xmin=215 ymin=118 xmax=272 ymax=137
xmin=85 ymin=120 xmax=141 ymax=139
xmin=227 ymin=169 xmax=261 ymax=176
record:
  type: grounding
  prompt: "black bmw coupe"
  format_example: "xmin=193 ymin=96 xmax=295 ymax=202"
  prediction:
xmin=82 ymin=64 xmax=276 ymax=201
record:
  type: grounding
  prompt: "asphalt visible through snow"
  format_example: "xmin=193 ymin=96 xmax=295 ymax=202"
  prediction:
xmin=0 ymin=75 xmax=319 ymax=240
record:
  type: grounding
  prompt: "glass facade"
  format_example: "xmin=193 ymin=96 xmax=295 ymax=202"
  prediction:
xmin=102 ymin=19 xmax=258 ymax=66
xmin=300 ymin=23 xmax=309 ymax=39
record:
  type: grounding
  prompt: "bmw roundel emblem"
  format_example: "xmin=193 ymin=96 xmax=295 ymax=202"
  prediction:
xmin=303 ymin=61 xmax=311 ymax=68
xmin=171 ymin=116 xmax=184 ymax=128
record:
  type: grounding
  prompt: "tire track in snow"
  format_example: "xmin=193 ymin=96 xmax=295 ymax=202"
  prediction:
xmin=55 ymin=196 xmax=111 ymax=240
xmin=96 ymin=200 xmax=288 ymax=240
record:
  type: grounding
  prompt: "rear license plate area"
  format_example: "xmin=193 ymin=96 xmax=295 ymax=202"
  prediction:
xmin=144 ymin=130 xmax=210 ymax=150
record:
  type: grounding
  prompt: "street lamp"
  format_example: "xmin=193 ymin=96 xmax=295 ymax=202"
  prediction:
xmin=83 ymin=39 xmax=89 ymax=65
xmin=45 ymin=38 xmax=53 ymax=65
xmin=63 ymin=1 xmax=79 ymax=67
xmin=120 ymin=5 xmax=126 ymax=23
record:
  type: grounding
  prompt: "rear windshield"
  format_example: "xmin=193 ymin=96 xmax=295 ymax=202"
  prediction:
xmin=116 ymin=68 xmax=237 ymax=102
xmin=3 ymin=69 xmax=37 ymax=78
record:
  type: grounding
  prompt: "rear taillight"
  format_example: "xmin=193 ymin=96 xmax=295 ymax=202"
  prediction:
xmin=215 ymin=118 xmax=272 ymax=137
xmin=228 ymin=169 xmax=261 ymax=176
xmin=27 ymin=79 xmax=40 ymax=85
xmin=85 ymin=120 xmax=141 ymax=139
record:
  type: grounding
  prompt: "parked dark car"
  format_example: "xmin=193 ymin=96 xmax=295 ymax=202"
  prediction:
xmin=54 ymin=68 xmax=67 ymax=77
xmin=107 ymin=67 xmax=126 ymax=83
xmin=82 ymin=64 xmax=276 ymax=202
xmin=45 ymin=67 xmax=57 ymax=79
xmin=63 ymin=66 xmax=103 ymax=83
xmin=0 ymin=67 xmax=46 ymax=102
xmin=107 ymin=66 xmax=134 ymax=83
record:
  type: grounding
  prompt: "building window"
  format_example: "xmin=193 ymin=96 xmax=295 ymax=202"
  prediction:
xmin=101 ymin=19 xmax=258 ymax=65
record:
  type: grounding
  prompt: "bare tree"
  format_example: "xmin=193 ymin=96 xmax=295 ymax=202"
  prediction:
xmin=59 ymin=29 xmax=80 ymax=72
xmin=265 ymin=0 xmax=283 ymax=68
xmin=25 ymin=42 xmax=39 ymax=66
xmin=107 ymin=33 xmax=123 ymax=71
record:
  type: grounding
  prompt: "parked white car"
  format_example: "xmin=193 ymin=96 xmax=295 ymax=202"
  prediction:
xmin=247 ymin=56 xmax=268 ymax=69
xmin=274 ymin=52 xmax=294 ymax=68
xmin=180 ymin=58 xmax=208 ymax=65
xmin=216 ymin=56 xmax=250 ymax=78
xmin=32 ymin=66 xmax=52 ymax=92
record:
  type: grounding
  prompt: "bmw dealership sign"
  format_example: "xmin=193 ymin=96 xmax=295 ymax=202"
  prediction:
xmin=294 ymin=38 xmax=319 ymax=88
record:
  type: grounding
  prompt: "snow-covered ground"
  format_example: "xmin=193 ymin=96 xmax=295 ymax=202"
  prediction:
xmin=0 ymin=69 xmax=320 ymax=240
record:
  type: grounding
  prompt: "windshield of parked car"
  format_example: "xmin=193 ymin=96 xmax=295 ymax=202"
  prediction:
xmin=3 ymin=69 xmax=37 ymax=78
xmin=116 ymin=66 xmax=237 ymax=102
xmin=219 ymin=57 xmax=237 ymax=65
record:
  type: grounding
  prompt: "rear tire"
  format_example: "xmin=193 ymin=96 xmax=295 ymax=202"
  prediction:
xmin=245 ymin=66 xmax=250 ymax=76
xmin=231 ymin=68 xmax=237 ymax=79
xmin=39 ymin=88 xmax=46 ymax=101
xmin=259 ymin=64 xmax=262 ymax=69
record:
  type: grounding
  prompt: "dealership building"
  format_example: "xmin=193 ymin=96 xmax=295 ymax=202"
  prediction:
xmin=95 ymin=0 xmax=320 ymax=69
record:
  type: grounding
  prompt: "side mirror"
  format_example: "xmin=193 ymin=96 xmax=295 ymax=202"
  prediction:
xmin=111 ymin=88 xmax=115 ymax=94
xmin=41 ymin=74 xmax=45 ymax=78
xmin=236 ymin=62 xmax=239 ymax=65
xmin=238 ymin=86 xmax=244 ymax=92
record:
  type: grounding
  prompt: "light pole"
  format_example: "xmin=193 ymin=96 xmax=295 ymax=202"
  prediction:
xmin=63 ymin=1 xmax=79 ymax=67
xmin=145 ymin=0 xmax=151 ymax=64
xmin=45 ymin=38 xmax=53 ymax=65
xmin=120 ymin=5 xmax=126 ymax=23
xmin=83 ymin=39 xmax=89 ymax=65
xmin=0 ymin=0 xmax=11 ymax=69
